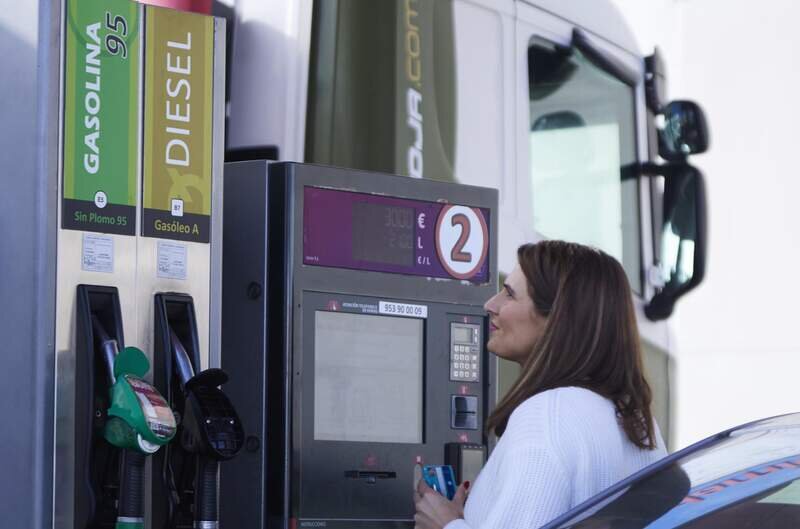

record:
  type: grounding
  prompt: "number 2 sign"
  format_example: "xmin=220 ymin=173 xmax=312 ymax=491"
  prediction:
xmin=435 ymin=205 xmax=489 ymax=279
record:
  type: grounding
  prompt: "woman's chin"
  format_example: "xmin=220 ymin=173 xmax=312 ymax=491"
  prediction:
xmin=489 ymin=346 xmax=525 ymax=365
xmin=487 ymin=342 xmax=507 ymax=360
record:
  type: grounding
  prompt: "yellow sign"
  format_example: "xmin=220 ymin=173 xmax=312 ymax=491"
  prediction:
xmin=142 ymin=6 xmax=213 ymax=242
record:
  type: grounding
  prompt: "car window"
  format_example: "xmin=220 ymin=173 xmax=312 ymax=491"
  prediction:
xmin=553 ymin=415 xmax=800 ymax=529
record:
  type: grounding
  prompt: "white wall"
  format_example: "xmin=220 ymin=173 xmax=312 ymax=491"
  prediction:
xmin=612 ymin=0 xmax=800 ymax=449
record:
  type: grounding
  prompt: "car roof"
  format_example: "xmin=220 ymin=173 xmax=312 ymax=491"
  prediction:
xmin=540 ymin=412 xmax=800 ymax=529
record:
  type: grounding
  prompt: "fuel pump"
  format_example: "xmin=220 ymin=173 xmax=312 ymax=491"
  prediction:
xmin=153 ymin=294 xmax=244 ymax=529
xmin=220 ymin=161 xmax=497 ymax=528
xmin=1 ymin=0 xmax=228 ymax=526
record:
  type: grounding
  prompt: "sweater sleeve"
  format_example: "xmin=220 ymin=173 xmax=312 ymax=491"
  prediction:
xmin=444 ymin=444 xmax=572 ymax=529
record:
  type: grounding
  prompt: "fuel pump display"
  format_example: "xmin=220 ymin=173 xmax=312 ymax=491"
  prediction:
xmin=221 ymin=161 xmax=498 ymax=529
xmin=351 ymin=202 xmax=414 ymax=265
xmin=303 ymin=187 xmax=489 ymax=280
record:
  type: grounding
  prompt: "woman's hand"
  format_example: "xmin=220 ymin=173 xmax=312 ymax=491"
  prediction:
xmin=414 ymin=478 xmax=469 ymax=529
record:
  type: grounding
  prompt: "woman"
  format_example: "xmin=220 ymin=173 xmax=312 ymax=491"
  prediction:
xmin=414 ymin=241 xmax=667 ymax=529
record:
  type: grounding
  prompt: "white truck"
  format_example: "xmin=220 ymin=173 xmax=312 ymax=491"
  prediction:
xmin=220 ymin=0 xmax=709 ymax=442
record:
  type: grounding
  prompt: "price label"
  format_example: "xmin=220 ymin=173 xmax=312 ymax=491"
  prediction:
xmin=379 ymin=301 xmax=428 ymax=319
xmin=435 ymin=205 xmax=489 ymax=279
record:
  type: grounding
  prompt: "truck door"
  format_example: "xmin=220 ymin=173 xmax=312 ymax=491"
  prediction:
xmin=514 ymin=2 xmax=671 ymax=441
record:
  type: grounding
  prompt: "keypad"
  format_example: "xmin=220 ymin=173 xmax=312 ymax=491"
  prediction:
xmin=450 ymin=322 xmax=481 ymax=382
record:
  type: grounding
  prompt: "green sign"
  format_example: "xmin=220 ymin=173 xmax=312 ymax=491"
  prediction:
xmin=62 ymin=0 xmax=140 ymax=235
xmin=142 ymin=6 xmax=214 ymax=243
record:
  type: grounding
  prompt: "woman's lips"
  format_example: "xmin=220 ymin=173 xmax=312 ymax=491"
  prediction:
xmin=489 ymin=323 xmax=499 ymax=332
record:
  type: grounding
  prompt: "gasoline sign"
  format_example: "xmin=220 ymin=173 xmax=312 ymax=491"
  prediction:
xmin=62 ymin=0 xmax=140 ymax=235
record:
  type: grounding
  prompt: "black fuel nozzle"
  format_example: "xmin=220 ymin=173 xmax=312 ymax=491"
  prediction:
xmin=180 ymin=367 xmax=245 ymax=461
xmin=182 ymin=372 xmax=243 ymax=529
xmin=168 ymin=330 xmax=245 ymax=529
xmin=165 ymin=329 xmax=244 ymax=460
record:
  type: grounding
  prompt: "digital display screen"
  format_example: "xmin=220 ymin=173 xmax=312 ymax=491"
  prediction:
xmin=304 ymin=187 xmax=492 ymax=283
xmin=351 ymin=202 xmax=414 ymax=266
xmin=314 ymin=311 xmax=423 ymax=444
xmin=453 ymin=327 xmax=473 ymax=343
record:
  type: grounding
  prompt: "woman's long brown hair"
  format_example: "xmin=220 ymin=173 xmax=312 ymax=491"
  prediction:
xmin=486 ymin=241 xmax=657 ymax=449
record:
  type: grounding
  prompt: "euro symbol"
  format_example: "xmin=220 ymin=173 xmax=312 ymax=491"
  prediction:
xmin=417 ymin=213 xmax=426 ymax=229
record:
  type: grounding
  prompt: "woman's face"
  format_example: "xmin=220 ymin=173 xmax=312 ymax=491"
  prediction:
xmin=483 ymin=266 xmax=547 ymax=365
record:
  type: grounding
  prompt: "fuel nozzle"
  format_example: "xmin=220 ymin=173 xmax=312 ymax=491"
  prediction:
xmin=169 ymin=330 xmax=244 ymax=460
xmin=100 ymin=340 xmax=176 ymax=454
xmin=167 ymin=329 xmax=244 ymax=529
xmin=90 ymin=311 xmax=176 ymax=529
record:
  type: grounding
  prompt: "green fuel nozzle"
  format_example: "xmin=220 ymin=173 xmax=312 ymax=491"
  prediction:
xmin=90 ymin=312 xmax=175 ymax=529
xmin=103 ymin=346 xmax=177 ymax=453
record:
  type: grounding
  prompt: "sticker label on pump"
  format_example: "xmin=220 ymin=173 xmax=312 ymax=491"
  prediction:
xmin=141 ymin=6 xmax=214 ymax=242
xmin=379 ymin=301 xmax=428 ymax=318
xmin=157 ymin=240 xmax=187 ymax=280
xmin=126 ymin=375 xmax=176 ymax=440
xmin=81 ymin=233 xmax=114 ymax=273
xmin=62 ymin=0 xmax=140 ymax=235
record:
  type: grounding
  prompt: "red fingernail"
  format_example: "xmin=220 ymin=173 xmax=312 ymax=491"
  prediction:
xmin=465 ymin=481 xmax=470 ymax=490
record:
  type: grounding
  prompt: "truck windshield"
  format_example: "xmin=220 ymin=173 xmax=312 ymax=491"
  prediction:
xmin=528 ymin=39 xmax=642 ymax=294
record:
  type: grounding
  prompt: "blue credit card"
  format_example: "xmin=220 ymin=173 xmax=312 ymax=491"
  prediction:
xmin=422 ymin=465 xmax=457 ymax=500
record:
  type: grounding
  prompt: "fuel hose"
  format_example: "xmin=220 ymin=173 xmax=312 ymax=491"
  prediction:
xmin=194 ymin=457 xmax=220 ymax=529
xmin=116 ymin=449 xmax=146 ymax=529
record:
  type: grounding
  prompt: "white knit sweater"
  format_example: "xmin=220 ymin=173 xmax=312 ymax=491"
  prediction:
xmin=445 ymin=387 xmax=667 ymax=529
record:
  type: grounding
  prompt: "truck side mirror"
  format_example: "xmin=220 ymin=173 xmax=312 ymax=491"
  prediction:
xmin=641 ymin=163 xmax=708 ymax=320
xmin=658 ymin=100 xmax=710 ymax=161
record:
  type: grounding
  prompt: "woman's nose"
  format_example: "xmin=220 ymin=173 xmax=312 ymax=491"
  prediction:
xmin=484 ymin=293 xmax=498 ymax=314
